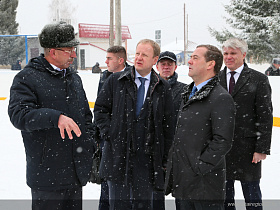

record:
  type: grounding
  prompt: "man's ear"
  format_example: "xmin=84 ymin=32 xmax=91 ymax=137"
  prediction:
xmin=119 ymin=57 xmax=124 ymax=65
xmin=207 ymin=60 xmax=215 ymax=70
xmin=153 ymin=56 xmax=159 ymax=65
xmin=49 ymin=49 xmax=57 ymax=59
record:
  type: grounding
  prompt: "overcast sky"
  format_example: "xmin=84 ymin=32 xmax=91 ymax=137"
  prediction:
xmin=16 ymin=0 xmax=231 ymax=53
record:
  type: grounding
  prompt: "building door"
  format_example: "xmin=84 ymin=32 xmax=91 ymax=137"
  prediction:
xmin=80 ymin=49 xmax=85 ymax=70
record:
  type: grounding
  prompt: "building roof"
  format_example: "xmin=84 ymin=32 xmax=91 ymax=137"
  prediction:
xmin=78 ymin=23 xmax=132 ymax=40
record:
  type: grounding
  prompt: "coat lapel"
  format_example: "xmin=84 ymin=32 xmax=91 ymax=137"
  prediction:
xmin=231 ymin=65 xmax=250 ymax=97
xmin=220 ymin=64 xmax=251 ymax=97
xmin=119 ymin=67 xmax=137 ymax=100
xmin=219 ymin=68 xmax=227 ymax=90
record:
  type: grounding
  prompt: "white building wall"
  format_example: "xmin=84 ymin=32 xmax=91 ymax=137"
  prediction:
xmin=89 ymin=47 xmax=107 ymax=68
xmin=77 ymin=37 xmax=127 ymax=69
xmin=78 ymin=44 xmax=107 ymax=69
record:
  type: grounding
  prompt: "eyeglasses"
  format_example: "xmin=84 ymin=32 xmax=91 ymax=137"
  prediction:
xmin=56 ymin=48 xmax=76 ymax=54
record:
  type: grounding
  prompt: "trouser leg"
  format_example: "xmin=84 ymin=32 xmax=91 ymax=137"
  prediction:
xmin=224 ymin=180 xmax=236 ymax=210
xmin=241 ymin=180 xmax=262 ymax=210
xmin=31 ymin=187 xmax=82 ymax=210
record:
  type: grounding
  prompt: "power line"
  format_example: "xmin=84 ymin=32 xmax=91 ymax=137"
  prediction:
xmin=124 ymin=12 xmax=183 ymax=26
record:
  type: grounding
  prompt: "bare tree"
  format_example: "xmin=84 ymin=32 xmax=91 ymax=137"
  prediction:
xmin=48 ymin=0 xmax=76 ymax=26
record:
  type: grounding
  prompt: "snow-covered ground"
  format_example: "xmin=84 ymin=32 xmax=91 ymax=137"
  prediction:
xmin=0 ymin=64 xmax=279 ymax=209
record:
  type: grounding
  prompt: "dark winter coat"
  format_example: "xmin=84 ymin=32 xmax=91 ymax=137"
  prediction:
xmin=94 ymin=66 xmax=174 ymax=190
xmin=97 ymin=70 xmax=113 ymax=94
xmin=93 ymin=70 xmax=113 ymax=146
xmin=165 ymin=75 xmax=235 ymax=201
xmin=219 ymin=63 xmax=273 ymax=181
xmin=166 ymin=72 xmax=186 ymax=121
xmin=94 ymin=63 xmax=130 ymax=145
xmin=92 ymin=63 xmax=102 ymax=73
xmin=8 ymin=54 xmax=95 ymax=191
xmin=97 ymin=62 xmax=131 ymax=96
xmin=264 ymin=65 xmax=280 ymax=76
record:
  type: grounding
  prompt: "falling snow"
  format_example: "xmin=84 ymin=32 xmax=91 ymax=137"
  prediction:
xmin=0 ymin=64 xmax=279 ymax=209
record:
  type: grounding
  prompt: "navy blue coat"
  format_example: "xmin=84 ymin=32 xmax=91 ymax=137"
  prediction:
xmin=94 ymin=66 xmax=174 ymax=190
xmin=8 ymin=55 xmax=94 ymax=191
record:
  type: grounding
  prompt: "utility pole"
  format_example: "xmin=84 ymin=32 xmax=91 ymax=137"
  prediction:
xmin=183 ymin=3 xmax=188 ymax=65
xmin=115 ymin=0 xmax=122 ymax=46
xmin=186 ymin=13 xmax=188 ymax=63
xmin=109 ymin=0 xmax=114 ymax=47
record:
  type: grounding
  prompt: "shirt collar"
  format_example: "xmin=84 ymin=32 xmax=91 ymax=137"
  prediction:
xmin=50 ymin=64 xmax=66 ymax=76
xmin=195 ymin=78 xmax=212 ymax=91
xmin=50 ymin=63 xmax=64 ymax=71
xmin=135 ymin=69 xmax=151 ymax=81
xmin=226 ymin=64 xmax=244 ymax=74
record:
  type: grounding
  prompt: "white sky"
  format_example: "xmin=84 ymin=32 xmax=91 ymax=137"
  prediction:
xmin=16 ymin=0 xmax=231 ymax=53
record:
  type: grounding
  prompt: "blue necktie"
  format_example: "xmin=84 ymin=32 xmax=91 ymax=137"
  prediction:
xmin=189 ymin=86 xmax=197 ymax=99
xmin=136 ymin=77 xmax=146 ymax=116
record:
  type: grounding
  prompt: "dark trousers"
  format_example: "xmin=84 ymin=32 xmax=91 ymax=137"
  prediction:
xmin=107 ymin=153 xmax=153 ymax=210
xmin=99 ymin=181 xmax=110 ymax=210
xmin=153 ymin=190 xmax=165 ymax=210
xmin=98 ymin=140 xmax=110 ymax=210
xmin=31 ymin=187 xmax=82 ymax=210
xmin=175 ymin=198 xmax=181 ymax=210
xmin=177 ymin=199 xmax=223 ymax=210
xmin=224 ymin=180 xmax=262 ymax=210
xmin=108 ymin=178 xmax=153 ymax=210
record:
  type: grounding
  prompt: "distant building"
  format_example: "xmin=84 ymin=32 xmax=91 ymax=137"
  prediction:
xmin=7 ymin=23 xmax=132 ymax=70
xmin=77 ymin=23 xmax=132 ymax=70
xmin=161 ymin=40 xmax=197 ymax=65
xmin=27 ymin=37 xmax=44 ymax=62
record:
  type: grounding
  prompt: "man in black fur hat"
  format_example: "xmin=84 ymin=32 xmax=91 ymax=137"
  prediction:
xmin=8 ymin=22 xmax=94 ymax=210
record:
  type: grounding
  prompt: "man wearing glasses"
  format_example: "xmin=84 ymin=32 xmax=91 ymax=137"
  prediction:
xmin=8 ymin=21 xmax=94 ymax=210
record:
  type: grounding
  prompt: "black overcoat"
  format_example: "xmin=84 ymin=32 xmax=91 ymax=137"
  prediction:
xmin=8 ymin=55 xmax=94 ymax=191
xmin=219 ymin=63 xmax=273 ymax=181
xmin=166 ymin=72 xmax=186 ymax=121
xmin=94 ymin=66 xmax=174 ymax=190
xmin=165 ymin=76 xmax=235 ymax=201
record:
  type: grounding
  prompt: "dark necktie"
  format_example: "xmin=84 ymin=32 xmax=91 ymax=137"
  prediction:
xmin=189 ymin=86 xmax=197 ymax=99
xmin=229 ymin=71 xmax=236 ymax=94
xmin=136 ymin=77 xmax=146 ymax=116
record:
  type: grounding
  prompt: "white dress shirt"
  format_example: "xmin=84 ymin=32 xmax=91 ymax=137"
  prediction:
xmin=134 ymin=70 xmax=151 ymax=101
xmin=226 ymin=64 xmax=244 ymax=91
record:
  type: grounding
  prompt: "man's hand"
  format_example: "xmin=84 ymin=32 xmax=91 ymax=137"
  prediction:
xmin=252 ymin=152 xmax=267 ymax=164
xmin=58 ymin=115 xmax=81 ymax=139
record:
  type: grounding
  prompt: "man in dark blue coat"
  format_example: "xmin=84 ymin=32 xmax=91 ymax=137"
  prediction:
xmin=220 ymin=38 xmax=273 ymax=210
xmin=94 ymin=39 xmax=174 ymax=209
xmin=94 ymin=45 xmax=129 ymax=210
xmin=8 ymin=22 xmax=94 ymax=210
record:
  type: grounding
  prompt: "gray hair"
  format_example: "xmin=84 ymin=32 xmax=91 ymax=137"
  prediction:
xmin=222 ymin=38 xmax=248 ymax=54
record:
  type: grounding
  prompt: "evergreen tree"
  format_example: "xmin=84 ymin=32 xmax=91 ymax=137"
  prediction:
xmin=0 ymin=0 xmax=25 ymax=66
xmin=209 ymin=0 xmax=280 ymax=63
